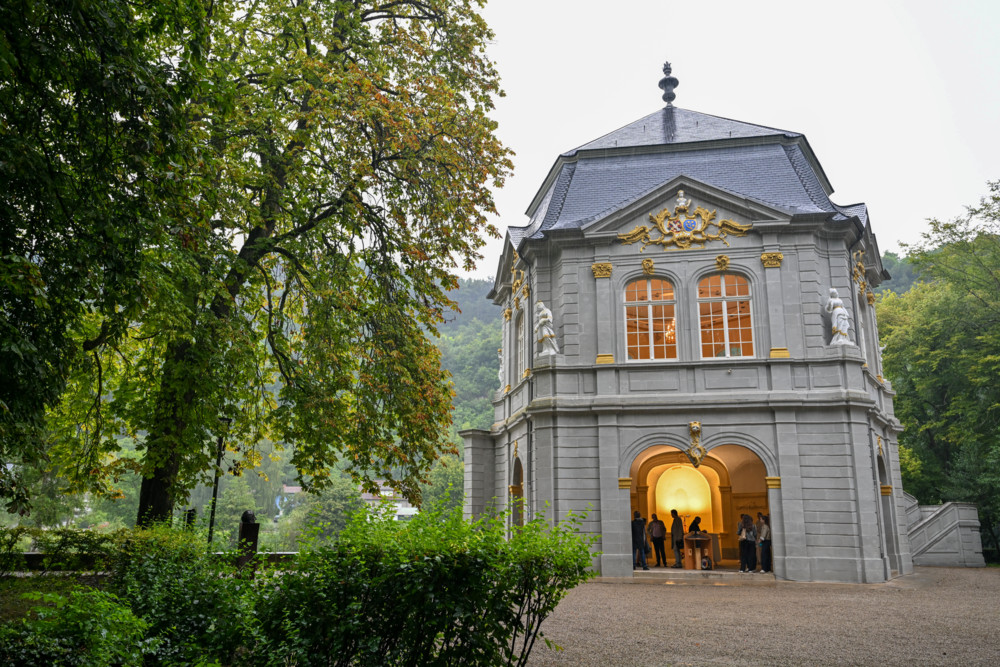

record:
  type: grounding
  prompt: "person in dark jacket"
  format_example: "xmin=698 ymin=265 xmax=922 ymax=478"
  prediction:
xmin=758 ymin=515 xmax=773 ymax=573
xmin=670 ymin=509 xmax=684 ymax=568
xmin=631 ymin=511 xmax=649 ymax=570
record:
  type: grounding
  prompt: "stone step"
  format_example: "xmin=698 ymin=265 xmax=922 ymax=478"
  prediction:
xmin=599 ymin=567 xmax=777 ymax=585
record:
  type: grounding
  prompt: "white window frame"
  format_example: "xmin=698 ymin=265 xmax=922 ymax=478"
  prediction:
xmin=697 ymin=274 xmax=755 ymax=360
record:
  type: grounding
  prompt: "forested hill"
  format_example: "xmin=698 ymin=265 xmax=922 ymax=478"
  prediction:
xmin=876 ymin=252 xmax=920 ymax=294
xmin=436 ymin=278 xmax=502 ymax=445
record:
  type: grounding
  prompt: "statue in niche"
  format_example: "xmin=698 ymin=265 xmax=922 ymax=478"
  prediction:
xmin=826 ymin=288 xmax=852 ymax=345
xmin=497 ymin=347 xmax=503 ymax=383
xmin=534 ymin=300 xmax=559 ymax=356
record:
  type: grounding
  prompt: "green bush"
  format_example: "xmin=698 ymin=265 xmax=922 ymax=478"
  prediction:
xmin=106 ymin=525 xmax=250 ymax=666
xmin=0 ymin=525 xmax=31 ymax=576
xmin=2 ymin=511 xmax=596 ymax=666
xmin=0 ymin=588 xmax=148 ymax=666
xmin=248 ymin=504 xmax=596 ymax=666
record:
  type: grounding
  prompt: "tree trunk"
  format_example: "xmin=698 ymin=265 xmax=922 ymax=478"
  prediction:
xmin=135 ymin=339 xmax=197 ymax=526
xmin=136 ymin=462 xmax=179 ymax=526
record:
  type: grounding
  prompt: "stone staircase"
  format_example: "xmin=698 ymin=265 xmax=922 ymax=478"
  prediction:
xmin=903 ymin=492 xmax=985 ymax=567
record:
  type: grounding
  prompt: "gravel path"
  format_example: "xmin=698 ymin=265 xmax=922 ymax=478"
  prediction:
xmin=526 ymin=567 xmax=1000 ymax=666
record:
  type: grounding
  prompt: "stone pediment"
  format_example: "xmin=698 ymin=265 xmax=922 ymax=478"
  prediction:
xmin=582 ymin=177 xmax=792 ymax=247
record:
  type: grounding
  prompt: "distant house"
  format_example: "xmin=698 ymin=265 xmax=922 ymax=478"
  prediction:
xmin=361 ymin=481 xmax=418 ymax=521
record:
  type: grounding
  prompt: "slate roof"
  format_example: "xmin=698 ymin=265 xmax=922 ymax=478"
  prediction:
xmin=512 ymin=106 xmax=865 ymax=244
xmin=567 ymin=107 xmax=801 ymax=153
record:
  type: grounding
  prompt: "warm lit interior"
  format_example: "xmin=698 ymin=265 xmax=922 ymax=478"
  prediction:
xmin=653 ymin=465 xmax=714 ymax=532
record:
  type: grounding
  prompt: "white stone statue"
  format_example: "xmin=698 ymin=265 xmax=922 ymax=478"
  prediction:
xmin=497 ymin=347 xmax=503 ymax=383
xmin=534 ymin=300 xmax=559 ymax=356
xmin=825 ymin=288 xmax=852 ymax=345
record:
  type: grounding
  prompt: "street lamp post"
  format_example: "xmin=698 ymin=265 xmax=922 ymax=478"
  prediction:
xmin=207 ymin=417 xmax=232 ymax=545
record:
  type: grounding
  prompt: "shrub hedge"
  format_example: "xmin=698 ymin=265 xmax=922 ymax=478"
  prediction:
xmin=0 ymin=588 xmax=148 ymax=666
xmin=0 ymin=505 xmax=596 ymax=666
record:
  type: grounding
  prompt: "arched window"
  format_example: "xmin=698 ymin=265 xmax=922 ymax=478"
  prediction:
xmin=698 ymin=274 xmax=754 ymax=358
xmin=625 ymin=278 xmax=677 ymax=360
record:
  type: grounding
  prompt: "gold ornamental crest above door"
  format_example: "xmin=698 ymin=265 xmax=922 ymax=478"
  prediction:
xmin=618 ymin=190 xmax=752 ymax=251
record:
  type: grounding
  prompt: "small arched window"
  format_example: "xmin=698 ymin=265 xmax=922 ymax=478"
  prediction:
xmin=625 ymin=278 xmax=677 ymax=360
xmin=698 ymin=274 xmax=754 ymax=358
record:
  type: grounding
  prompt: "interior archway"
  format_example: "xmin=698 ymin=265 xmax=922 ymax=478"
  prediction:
xmin=652 ymin=465 xmax=715 ymax=532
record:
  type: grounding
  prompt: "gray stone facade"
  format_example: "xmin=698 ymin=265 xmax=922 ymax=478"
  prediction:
xmin=463 ymin=104 xmax=915 ymax=583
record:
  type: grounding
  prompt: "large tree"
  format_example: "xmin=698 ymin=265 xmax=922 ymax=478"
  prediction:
xmin=0 ymin=0 xmax=202 ymax=514
xmin=877 ymin=181 xmax=1000 ymax=558
xmin=19 ymin=0 xmax=511 ymax=525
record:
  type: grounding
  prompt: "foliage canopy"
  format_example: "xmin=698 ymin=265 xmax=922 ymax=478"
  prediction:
xmin=878 ymin=181 xmax=1000 ymax=558
xmin=0 ymin=0 xmax=200 ymax=514
xmin=2 ymin=0 xmax=512 ymax=523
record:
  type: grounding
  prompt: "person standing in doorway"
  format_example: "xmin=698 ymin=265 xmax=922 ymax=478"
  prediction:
xmin=631 ymin=511 xmax=649 ymax=570
xmin=738 ymin=514 xmax=757 ymax=573
xmin=759 ymin=515 xmax=773 ymax=573
xmin=755 ymin=512 xmax=765 ymax=570
xmin=648 ymin=513 xmax=667 ymax=567
xmin=670 ymin=509 xmax=684 ymax=568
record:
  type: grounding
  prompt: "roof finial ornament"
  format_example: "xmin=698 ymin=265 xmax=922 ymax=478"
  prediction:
xmin=659 ymin=61 xmax=679 ymax=106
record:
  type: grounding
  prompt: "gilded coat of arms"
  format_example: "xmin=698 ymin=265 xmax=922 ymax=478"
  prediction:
xmin=618 ymin=191 xmax=751 ymax=251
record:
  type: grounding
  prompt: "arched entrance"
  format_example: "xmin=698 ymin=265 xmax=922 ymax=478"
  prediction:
xmin=628 ymin=444 xmax=769 ymax=565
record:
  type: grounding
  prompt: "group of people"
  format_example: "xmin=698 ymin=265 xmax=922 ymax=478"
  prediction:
xmin=630 ymin=509 xmax=773 ymax=573
xmin=630 ymin=509 xmax=691 ymax=570
xmin=738 ymin=512 xmax=772 ymax=573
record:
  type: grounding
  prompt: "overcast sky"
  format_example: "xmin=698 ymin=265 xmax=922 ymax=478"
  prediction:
xmin=462 ymin=0 xmax=1000 ymax=279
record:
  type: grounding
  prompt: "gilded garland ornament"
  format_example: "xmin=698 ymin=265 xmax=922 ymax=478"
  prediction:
xmin=685 ymin=421 xmax=707 ymax=467
xmin=618 ymin=191 xmax=751 ymax=251
xmin=852 ymin=249 xmax=866 ymax=286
